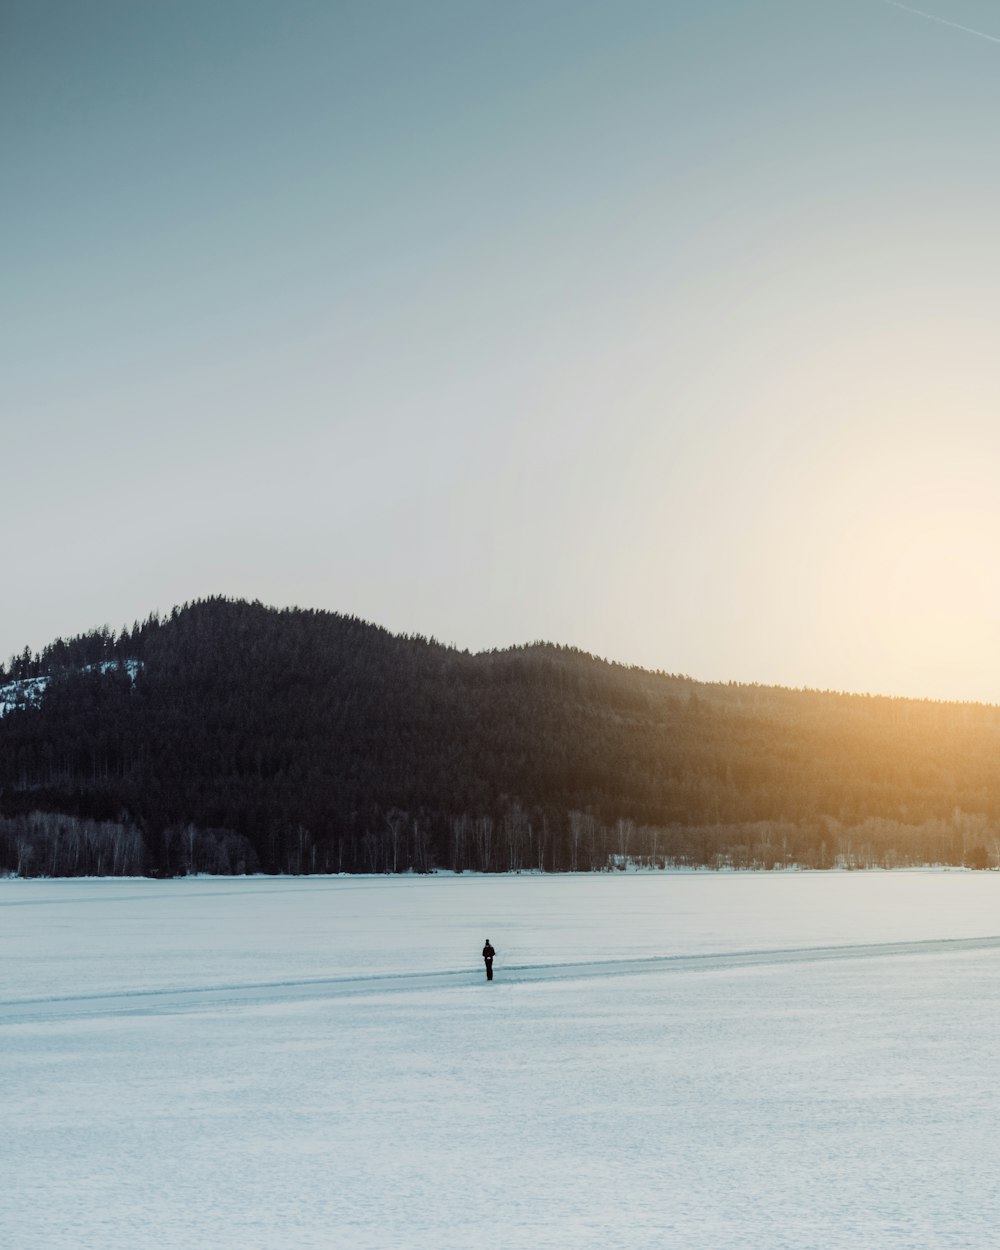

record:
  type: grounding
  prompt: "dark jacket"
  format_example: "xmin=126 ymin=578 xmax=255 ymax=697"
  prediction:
xmin=482 ymin=943 xmax=496 ymax=961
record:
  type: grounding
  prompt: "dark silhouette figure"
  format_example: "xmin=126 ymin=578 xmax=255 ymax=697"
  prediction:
xmin=482 ymin=939 xmax=496 ymax=981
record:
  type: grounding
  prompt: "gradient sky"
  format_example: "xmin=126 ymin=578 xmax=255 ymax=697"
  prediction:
xmin=5 ymin=0 xmax=1000 ymax=701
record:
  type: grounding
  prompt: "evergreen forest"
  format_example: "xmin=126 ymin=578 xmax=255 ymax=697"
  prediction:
xmin=2 ymin=597 xmax=1000 ymax=876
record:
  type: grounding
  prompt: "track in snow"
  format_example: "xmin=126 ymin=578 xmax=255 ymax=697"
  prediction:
xmin=4 ymin=934 xmax=1000 ymax=1025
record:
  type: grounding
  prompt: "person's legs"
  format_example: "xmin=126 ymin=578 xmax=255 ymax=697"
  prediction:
xmin=486 ymin=959 xmax=493 ymax=981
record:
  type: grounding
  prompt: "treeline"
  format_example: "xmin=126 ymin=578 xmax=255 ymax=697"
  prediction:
xmin=4 ymin=805 xmax=993 ymax=878
xmin=0 ymin=812 xmax=145 ymax=877
xmin=1 ymin=616 xmax=157 ymax=682
xmin=2 ymin=596 xmax=1000 ymax=876
xmin=0 ymin=812 xmax=258 ymax=878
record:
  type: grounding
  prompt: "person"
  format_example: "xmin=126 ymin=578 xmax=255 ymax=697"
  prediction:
xmin=482 ymin=938 xmax=496 ymax=981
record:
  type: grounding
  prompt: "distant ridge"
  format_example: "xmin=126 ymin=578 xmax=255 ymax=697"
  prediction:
xmin=2 ymin=596 xmax=999 ymax=876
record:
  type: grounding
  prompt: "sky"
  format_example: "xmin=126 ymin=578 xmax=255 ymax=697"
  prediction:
xmin=4 ymin=0 xmax=1000 ymax=702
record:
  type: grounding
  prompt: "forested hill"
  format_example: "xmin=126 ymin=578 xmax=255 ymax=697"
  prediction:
xmin=2 ymin=597 xmax=1000 ymax=876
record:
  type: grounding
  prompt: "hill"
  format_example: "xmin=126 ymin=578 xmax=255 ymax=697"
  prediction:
xmin=2 ymin=597 xmax=999 ymax=875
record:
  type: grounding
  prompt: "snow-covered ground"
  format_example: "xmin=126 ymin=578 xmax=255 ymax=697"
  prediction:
xmin=0 ymin=660 xmax=141 ymax=716
xmin=4 ymin=872 xmax=1000 ymax=1248
xmin=0 ymin=673 xmax=49 ymax=715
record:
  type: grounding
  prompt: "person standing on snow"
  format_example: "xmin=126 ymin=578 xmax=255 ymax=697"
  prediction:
xmin=482 ymin=939 xmax=496 ymax=981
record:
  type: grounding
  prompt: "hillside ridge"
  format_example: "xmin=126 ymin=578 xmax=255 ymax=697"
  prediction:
xmin=2 ymin=596 xmax=999 ymax=876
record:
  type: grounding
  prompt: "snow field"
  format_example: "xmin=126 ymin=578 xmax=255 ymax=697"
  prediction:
xmin=3 ymin=873 xmax=1000 ymax=1249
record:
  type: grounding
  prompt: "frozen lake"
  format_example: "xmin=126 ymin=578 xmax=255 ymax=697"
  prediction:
xmin=4 ymin=872 xmax=1000 ymax=1248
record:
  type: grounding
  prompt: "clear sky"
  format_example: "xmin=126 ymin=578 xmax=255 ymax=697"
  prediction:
xmin=5 ymin=0 xmax=1000 ymax=701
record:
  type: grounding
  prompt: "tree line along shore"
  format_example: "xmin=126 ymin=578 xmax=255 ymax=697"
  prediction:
xmin=2 ymin=597 xmax=999 ymax=877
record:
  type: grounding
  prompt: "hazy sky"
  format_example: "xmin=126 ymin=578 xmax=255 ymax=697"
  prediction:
xmin=5 ymin=0 xmax=1000 ymax=701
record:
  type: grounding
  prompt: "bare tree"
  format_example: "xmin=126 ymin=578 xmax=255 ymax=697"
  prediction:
xmin=503 ymin=801 xmax=529 ymax=872
xmin=361 ymin=828 xmax=379 ymax=873
xmin=411 ymin=818 xmax=430 ymax=874
xmin=614 ymin=817 xmax=636 ymax=869
xmin=472 ymin=815 xmax=494 ymax=872
xmin=449 ymin=814 xmax=468 ymax=873
xmin=567 ymin=811 xmax=586 ymax=872
xmin=385 ymin=808 xmax=407 ymax=873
